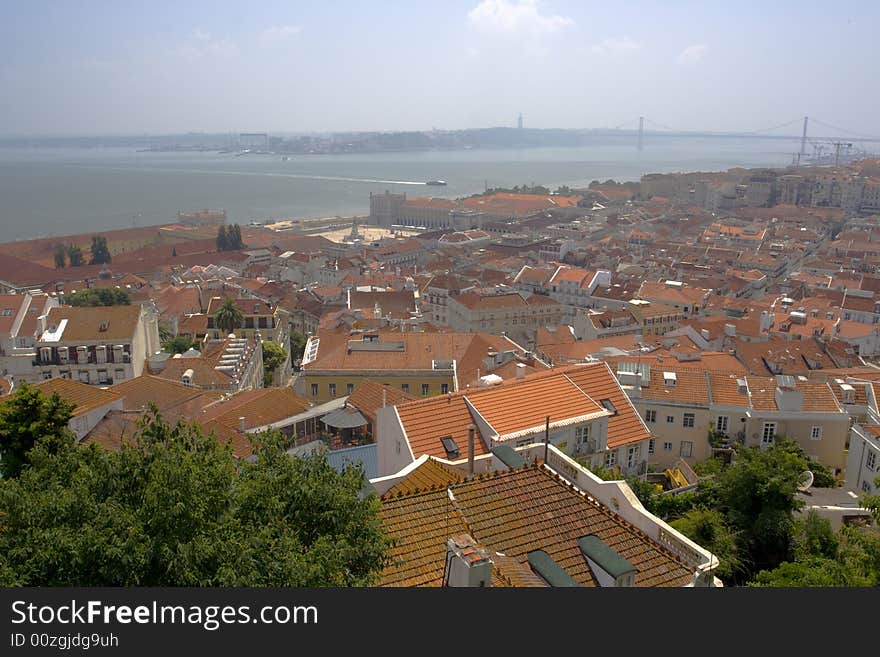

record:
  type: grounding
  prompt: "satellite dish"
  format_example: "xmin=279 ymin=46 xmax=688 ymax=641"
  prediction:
xmin=797 ymin=470 xmax=814 ymax=492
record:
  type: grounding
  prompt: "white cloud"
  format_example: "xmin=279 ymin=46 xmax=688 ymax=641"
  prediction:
xmin=176 ymin=29 xmax=239 ymax=62
xmin=591 ymin=36 xmax=640 ymax=56
xmin=467 ymin=0 xmax=574 ymax=36
xmin=678 ymin=44 xmax=708 ymax=64
xmin=260 ymin=24 xmax=303 ymax=45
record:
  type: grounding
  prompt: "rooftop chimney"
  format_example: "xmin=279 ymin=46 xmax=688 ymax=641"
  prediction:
xmin=239 ymin=416 xmax=246 ymax=432
xmin=444 ymin=534 xmax=493 ymax=587
xmin=516 ymin=362 xmax=527 ymax=379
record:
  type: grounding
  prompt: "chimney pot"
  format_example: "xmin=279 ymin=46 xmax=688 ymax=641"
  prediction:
xmin=239 ymin=416 xmax=246 ymax=431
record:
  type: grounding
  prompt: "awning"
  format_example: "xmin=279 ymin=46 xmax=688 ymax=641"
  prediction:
xmin=321 ymin=408 xmax=367 ymax=429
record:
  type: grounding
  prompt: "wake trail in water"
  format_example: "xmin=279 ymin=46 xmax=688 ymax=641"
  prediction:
xmin=63 ymin=163 xmax=429 ymax=186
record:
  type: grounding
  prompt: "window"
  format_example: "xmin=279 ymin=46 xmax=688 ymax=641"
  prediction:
xmin=346 ymin=383 xmax=354 ymax=395
xmin=680 ymin=441 xmax=693 ymax=457
xmin=648 ymin=438 xmax=656 ymax=454
xmin=761 ymin=422 xmax=776 ymax=446
xmin=867 ymin=450 xmax=877 ymax=471
xmin=605 ymin=450 xmax=617 ymax=467
xmin=115 ymin=369 xmax=125 ymax=381
xmin=401 ymin=384 xmax=409 ymax=393
xmin=626 ymin=445 xmax=640 ymax=469
xmin=666 ymin=415 xmax=674 ymax=424
xmin=422 ymin=383 xmax=429 ymax=397
xmin=716 ymin=416 xmax=729 ymax=434
xmin=441 ymin=383 xmax=449 ymax=394
xmin=810 ymin=426 xmax=822 ymax=441
xmin=575 ymin=425 xmax=594 ymax=452
xmin=645 ymin=409 xmax=656 ymax=423
xmin=328 ymin=383 xmax=337 ymax=397
xmin=601 ymin=399 xmax=617 ymax=415
xmin=663 ymin=442 xmax=673 ymax=452
xmin=310 ymin=383 xmax=318 ymax=397
xmin=683 ymin=413 xmax=695 ymax=428
xmin=862 ymin=480 xmax=872 ymax=493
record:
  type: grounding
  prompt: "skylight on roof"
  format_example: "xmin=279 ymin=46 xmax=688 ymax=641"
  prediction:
xmin=440 ymin=436 xmax=460 ymax=459
xmin=600 ymin=399 xmax=617 ymax=415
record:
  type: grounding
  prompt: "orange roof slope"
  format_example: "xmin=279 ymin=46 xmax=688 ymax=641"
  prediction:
xmin=380 ymin=465 xmax=693 ymax=587
xmin=383 ymin=457 xmax=464 ymax=498
xmin=466 ymin=374 xmax=606 ymax=440
xmin=347 ymin=380 xmax=417 ymax=426
xmin=31 ymin=378 xmax=122 ymax=417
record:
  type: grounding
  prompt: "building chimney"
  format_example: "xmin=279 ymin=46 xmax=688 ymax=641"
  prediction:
xmin=444 ymin=534 xmax=493 ymax=587
xmin=382 ymin=388 xmax=387 ymax=407
xmin=239 ymin=416 xmax=246 ymax=432
xmin=467 ymin=425 xmax=475 ymax=477
xmin=516 ymin=362 xmax=527 ymax=379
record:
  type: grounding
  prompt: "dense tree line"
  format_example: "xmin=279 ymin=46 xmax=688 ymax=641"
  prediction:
xmin=67 ymin=288 xmax=131 ymax=306
xmin=606 ymin=441 xmax=880 ymax=586
xmin=0 ymin=385 xmax=391 ymax=586
xmin=216 ymin=224 xmax=244 ymax=251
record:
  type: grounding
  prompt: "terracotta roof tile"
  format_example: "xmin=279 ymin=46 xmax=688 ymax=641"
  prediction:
xmin=380 ymin=465 xmax=693 ymax=587
xmin=29 ymin=377 xmax=122 ymax=417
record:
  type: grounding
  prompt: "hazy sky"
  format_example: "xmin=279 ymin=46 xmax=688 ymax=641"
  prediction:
xmin=1 ymin=1 xmax=877 ymax=136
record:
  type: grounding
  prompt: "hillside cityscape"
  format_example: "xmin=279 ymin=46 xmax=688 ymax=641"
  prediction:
xmin=2 ymin=151 xmax=880 ymax=588
xmin=2 ymin=1 xmax=879 ymax=593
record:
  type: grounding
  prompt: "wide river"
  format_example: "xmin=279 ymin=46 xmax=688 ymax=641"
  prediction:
xmin=0 ymin=136 xmax=803 ymax=241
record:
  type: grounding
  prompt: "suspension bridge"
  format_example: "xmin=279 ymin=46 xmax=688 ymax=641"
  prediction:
xmin=601 ymin=115 xmax=880 ymax=163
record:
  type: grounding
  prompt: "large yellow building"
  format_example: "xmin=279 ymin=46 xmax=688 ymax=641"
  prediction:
xmin=296 ymin=328 xmax=548 ymax=403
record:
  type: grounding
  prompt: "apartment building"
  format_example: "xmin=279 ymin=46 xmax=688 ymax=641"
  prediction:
xmin=0 ymin=292 xmax=60 ymax=380
xmin=297 ymin=328 xmax=547 ymax=403
xmin=447 ymin=290 xmax=563 ymax=335
xmin=28 ymin=304 xmax=160 ymax=385
xmin=374 ymin=363 xmax=652 ymax=479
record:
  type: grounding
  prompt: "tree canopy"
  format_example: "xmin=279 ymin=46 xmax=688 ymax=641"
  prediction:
xmin=0 ymin=403 xmax=391 ymax=586
xmin=216 ymin=224 xmax=244 ymax=251
xmin=67 ymin=288 xmax=131 ymax=307
xmin=262 ymin=341 xmax=288 ymax=387
xmin=163 ymin=335 xmax=200 ymax=355
xmin=0 ymin=383 xmax=76 ymax=479
xmin=67 ymin=244 xmax=84 ymax=267
xmin=214 ymin=298 xmax=244 ymax=335
xmin=89 ymin=235 xmax=112 ymax=264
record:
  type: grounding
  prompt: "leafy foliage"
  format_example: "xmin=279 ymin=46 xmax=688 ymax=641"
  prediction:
xmin=67 ymin=244 xmax=84 ymax=267
xmin=67 ymin=288 xmax=131 ymax=307
xmin=216 ymin=224 xmax=244 ymax=251
xmin=0 ymin=408 xmax=391 ymax=586
xmin=290 ymin=330 xmax=308 ymax=363
xmin=89 ymin=235 xmax=112 ymax=264
xmin=671 ymin=508 xmax=743 ymax=582
xmin=214 ymin=297 xmax=244 ymax=335
xmin=163 ymin=335 xmax=199 ymax=354
xmin=262 ymin=340 xmax=288 ymax=386
xmin=0 ymin=383 xmax=76 ymax=479
xmin=53 ymin=244 xmax=66 ymax=269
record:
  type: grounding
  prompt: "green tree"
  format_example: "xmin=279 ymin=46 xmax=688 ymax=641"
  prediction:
xmin=216 ymin=225 xmax=228 ymax=251
xmin=717 ymin=442 xmax=807 ymax=578
xmin=290 ymin=330 xmax=308 ymax=363
xmin=158 ymin=320 xmax=174 ymax=343
xmin=163 ymin=335 xmax=199 ymax=355
xmin=67 ymin=244 xmax=84 ymax=267
xmin=214 ymin=297 xmax=244 ymax=335
xmin=671 ymin=508 xmax=743 ymax=582
xmin=53 ymin=244 xmax=66 ymax=269
xmin=0 ymin=409 xmax=391 ymax=586
xmin=229 ymin=223 xmax=243 ymax=249
xmin=67 ymin=288 xmax=131 ymax=307
xmin=0 ymin=383 xmax=76 ymax=479
xmin=89 ymin=235 xmax=112 ymax=265
xmin=262 ymin=340 xmax=288 ymax=387
xmin=860 ymin=477 xmax=880 ymax=525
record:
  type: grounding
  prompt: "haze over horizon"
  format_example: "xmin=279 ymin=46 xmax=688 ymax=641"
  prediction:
xmin=1 ymin=1 xmax=877 ymax=138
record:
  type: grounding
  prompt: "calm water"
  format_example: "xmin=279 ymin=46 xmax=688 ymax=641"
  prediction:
xmin=0 ymin=136 xmax=802 ymax=241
